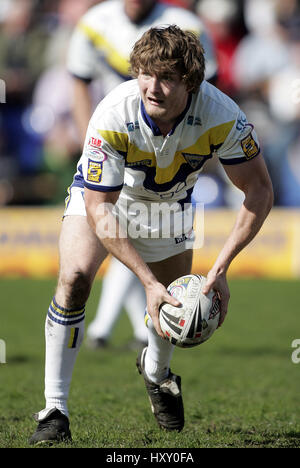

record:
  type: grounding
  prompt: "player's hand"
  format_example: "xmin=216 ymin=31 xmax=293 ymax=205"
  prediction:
xmin=145 ymin=282 xmax=181 ymax=338
xmin=202 ymin=270 xmax=230 ymax=328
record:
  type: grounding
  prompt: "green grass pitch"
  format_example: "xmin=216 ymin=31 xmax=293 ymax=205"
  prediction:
xmin=0 ymin=277 xmax=299 ymax=448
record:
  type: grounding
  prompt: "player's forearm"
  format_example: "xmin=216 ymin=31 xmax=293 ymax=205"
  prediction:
xmin=211 ymin=184 xmax=273 ymax=275
xmin=85 ymin=189 xmax=181 ymax=337
xmin=87 ymin=201 xmax=157 ymax=288
xmin=102 ymin=235 xmax=156 ymax=289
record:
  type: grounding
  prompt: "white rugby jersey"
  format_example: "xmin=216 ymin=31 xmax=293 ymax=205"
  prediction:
xmin=72 ymin=79 xmax=260 ymax=206
xmin=67 ymin=0 xmax=217 ymax=95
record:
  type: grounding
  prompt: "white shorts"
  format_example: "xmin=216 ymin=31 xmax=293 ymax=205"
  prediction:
xmin=64 ymin=186 xmax=195 ymax=263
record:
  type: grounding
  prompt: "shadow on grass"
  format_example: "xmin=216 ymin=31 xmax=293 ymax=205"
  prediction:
xmin=3 ymin=353 xmax=42 ymax=364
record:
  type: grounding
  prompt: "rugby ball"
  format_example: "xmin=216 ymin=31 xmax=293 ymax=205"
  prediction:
xmin=159 ymin=274 xmax=220 ymax=348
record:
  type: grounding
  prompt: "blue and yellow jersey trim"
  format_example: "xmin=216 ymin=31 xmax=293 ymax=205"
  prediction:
xmin=98 ymin=130 xmax=129 ymax=155
xmin=96 ymin=119 xmax=235 ymax=192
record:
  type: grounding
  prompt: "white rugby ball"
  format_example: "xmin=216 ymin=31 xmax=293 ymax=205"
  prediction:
xmin=159 ymin=274 xmax=220 ymax=348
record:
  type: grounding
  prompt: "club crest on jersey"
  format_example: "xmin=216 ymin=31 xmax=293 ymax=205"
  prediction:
xmin=241 ymin=133 xmax=259 ymax=160
xmin=87 ymin=159 xmax=103 ymax=183
xmin=182 ymin=153 xmax=206 ymax=170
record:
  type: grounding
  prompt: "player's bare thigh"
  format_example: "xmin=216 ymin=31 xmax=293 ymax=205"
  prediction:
xmin=147 ymin=249 xmax=193 ymax=288
xmin=56 ymin=215 xmax=107 ymax=308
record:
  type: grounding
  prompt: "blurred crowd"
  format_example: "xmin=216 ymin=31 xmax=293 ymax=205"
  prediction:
xmin=0 ymin=0 xmax=299 ymax=207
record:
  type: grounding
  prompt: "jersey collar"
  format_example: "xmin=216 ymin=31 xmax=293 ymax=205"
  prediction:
xmin=140 ymin=93 xmax=192 ymax=136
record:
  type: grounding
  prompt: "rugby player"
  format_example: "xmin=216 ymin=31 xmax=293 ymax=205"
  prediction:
xmin=67 ymin=0 xmax=218 ymax=350
xmin=29 ymin=25 xmax=273 ymax=444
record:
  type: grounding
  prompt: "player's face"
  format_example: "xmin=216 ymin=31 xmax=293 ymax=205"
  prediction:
xmin=124 ymin=0 xmax=156 ymax=23
xmin=138 ymin=70 xmax=189 ymax=132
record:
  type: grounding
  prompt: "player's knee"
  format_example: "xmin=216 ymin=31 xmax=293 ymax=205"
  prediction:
xmin=58 ymin=270 xmax=92 ymax=308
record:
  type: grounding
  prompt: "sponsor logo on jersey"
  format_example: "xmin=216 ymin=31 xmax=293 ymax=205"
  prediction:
xmin=126 ymin=121 xmax=140 ymax=132
xmin=236 ymin=114 xmax=247 ymax=131
xmin=87 ymin=137 xmax=106 ymax=160
xmin=87 ymin=159 xmax=103 ymax=183
xmin=187 ymin=115 xmax=202 ymax=126
xmin=86 ymin=149 xmax=108 ymax=162
xmin=174 ymin=229 xmax=193 ymax=245
xmin=175 ymin=233 xmax=188 ymax=244
xmin=241 ymin=133 xmax=259 ymax=160
xmin=126 ymin=159 xmax=152 ymax=168
xmin=88 ymin=137 xmax=102 ymax=148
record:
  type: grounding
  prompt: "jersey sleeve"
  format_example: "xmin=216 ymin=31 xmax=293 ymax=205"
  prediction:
xmin=217 ymin=109 xmax=260 ymax=165
xmin=67 ymin=9 xmax=101 ymax=82
xmin=81 ymin=117 xmax=126 ymax=192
